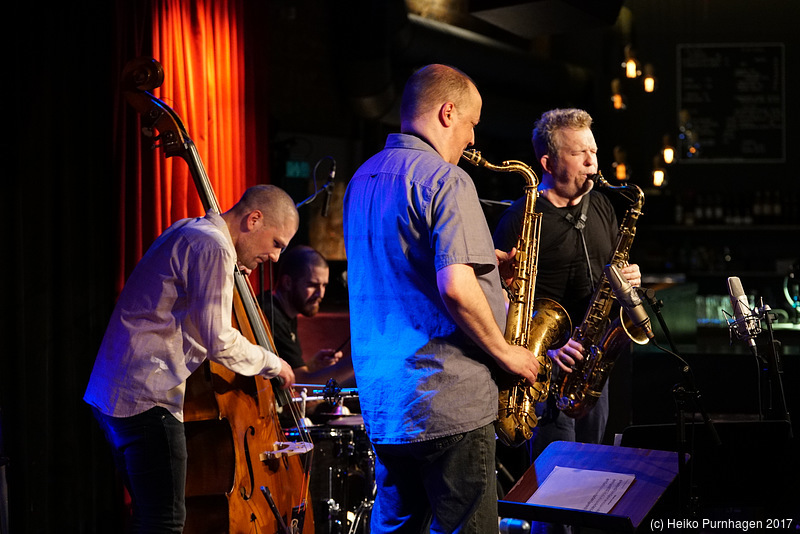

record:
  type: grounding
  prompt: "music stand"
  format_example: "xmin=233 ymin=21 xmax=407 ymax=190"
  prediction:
xmin=499 ymin=441 xmax=683 ymax=532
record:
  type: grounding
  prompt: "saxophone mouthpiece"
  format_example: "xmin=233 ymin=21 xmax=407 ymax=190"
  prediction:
xmin=461 ymin=149 xmax=483 ymax=167
xmin=589 ymin=172 xmax=609 ymax=188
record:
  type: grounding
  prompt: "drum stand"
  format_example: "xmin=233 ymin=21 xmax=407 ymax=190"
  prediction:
xmin=347 ymin=500 xmax=373 ymax=534
xmin=296 ymin=379 xmax=374 ymax=534
xmin=324 ymin=473 xmax=343 ymax=534
xmin=320 ymin=443 xmax=375 ymax=534
xmin=347 ymin=446 xmax=376 ymax=534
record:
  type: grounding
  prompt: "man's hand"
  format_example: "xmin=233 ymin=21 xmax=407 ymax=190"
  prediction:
xmin=547 ymin=338 xmax=585 ymax=373
xmin=495 ymin=344 xmax=540 ymax=385
xmin=619 ymin=263 xmax=641 ymax=287
xmin=495 ymin=247 xmax=517 ymax=287
xmin=308 ymin=349 xmax=343 ymax=373
xmin=273 ymin=358 xmax=295 ymax=389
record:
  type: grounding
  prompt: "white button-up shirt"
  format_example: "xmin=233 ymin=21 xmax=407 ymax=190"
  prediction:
xmin=84 ymin=211 xmax=282 ymax=421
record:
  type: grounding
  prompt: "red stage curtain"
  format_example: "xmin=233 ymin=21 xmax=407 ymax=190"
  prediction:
xmin=115 ymin=0 xmax=264 ymax=292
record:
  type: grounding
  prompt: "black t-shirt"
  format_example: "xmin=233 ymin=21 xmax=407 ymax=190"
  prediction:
xmin=259 ymin=296 xmax=305 ymax=369
xmin=493 ymin=190 xmax=619 ymax=324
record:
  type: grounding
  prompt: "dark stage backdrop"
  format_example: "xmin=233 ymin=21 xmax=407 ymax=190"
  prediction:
xmin=8 ymin=3 xmax=120 ymax=532
xmin=6 ymin=1 xmax=274 ymax=531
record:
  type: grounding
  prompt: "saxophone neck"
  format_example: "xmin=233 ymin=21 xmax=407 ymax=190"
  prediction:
xmin=590 ymin=172 xmax=644 ymax=210
xmin=461 ymin=149 xmax=539 ymax=187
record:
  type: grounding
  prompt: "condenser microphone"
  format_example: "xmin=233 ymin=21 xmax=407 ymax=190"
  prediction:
xmin=605 ymin=263 xmax=655 ymax=340
xmin=321 ymin=159 xmax=335 ymax=217
xmin=321 ymin=183 xmax=333 ymax=217
xmin=727 ymin=276 xmax=759 ymax=356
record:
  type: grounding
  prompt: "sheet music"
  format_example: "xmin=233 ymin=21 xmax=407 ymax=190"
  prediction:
xmin=526 ymin=466 xmax=635 ymax=513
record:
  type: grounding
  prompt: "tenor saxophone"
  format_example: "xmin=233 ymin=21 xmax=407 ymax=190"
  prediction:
xmin=462 ymin=149 xmax=571 ymax=447
xmin=554 ymin=172 xmax=650 ymax=419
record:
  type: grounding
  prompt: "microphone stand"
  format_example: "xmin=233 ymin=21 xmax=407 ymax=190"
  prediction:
xmin=295 ymin=178 xmax=333 ymax=210
xmin=756 ymin=300 xmax=793 ymax=438
xmin=296 ymin=155 xmax=335 ymax=210
xmin=639 ymin=288 xmax=720 ymax=517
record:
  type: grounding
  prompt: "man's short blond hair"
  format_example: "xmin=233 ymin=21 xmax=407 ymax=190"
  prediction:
xmin=532 ymin=108 xmax=593 ymax=161
xmin=400 ymin=64 xmax=477 ymax=123
xmin=234 ymin=184 xmax=298 ymax=230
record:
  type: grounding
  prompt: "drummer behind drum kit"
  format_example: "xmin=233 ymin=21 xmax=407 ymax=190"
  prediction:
xmin=288 ymin=380 xmax=375 ymax=534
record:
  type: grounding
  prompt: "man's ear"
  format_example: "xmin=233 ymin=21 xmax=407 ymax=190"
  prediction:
xmin=540 ymin=154 xmax=553 ymax=174
xmin=246 ymin=209 xmax=263 ymax=231
xmin=439 ymin=101 xmax=456 ymax=127
xmin=278 ymin=273 xmax=293 ymax=292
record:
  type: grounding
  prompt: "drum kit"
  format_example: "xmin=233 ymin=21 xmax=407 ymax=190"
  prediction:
xmin=287 ymin=380 xmax=374 ymax=534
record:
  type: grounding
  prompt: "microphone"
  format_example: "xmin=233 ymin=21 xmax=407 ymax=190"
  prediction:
xmin=321 ymin=159 xmax=335 ymax=217
xmin=727 ymin=276 xmax=759 ymax=356
xmin=605 ymin=263 xmax=655 ymax=340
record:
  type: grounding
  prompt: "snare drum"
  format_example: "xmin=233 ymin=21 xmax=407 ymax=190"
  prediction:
xmin=284 ymin=420 xmax=373 ymax=533
xmin=327 ymin=415 xmax=374 ymax=485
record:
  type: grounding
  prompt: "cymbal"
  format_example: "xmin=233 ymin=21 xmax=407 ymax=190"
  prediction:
xmin=318 ymin=405 xmax=353 ymax=417
xmin=327 ymin=414 xmax=364 ymax=427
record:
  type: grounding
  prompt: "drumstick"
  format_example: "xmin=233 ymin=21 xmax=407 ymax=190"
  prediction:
xmin=334 ymin=336 xmax=350 ymax=353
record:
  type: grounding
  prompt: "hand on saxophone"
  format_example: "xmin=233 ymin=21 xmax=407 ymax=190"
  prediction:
xmin=618 ymin=263 xmax=642 ymax=287
xmin=495 ymin=247 xmax=518 ymax=287
xmin=547 ymin=339 xmax=586 ymax=373
xmin=498 ymin=345 xmax=540 ymax=385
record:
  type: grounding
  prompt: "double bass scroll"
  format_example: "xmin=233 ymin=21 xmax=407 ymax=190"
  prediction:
xmin=122 ymin=56 xmax=315 ymax=534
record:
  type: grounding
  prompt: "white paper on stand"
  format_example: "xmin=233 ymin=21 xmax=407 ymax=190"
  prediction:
xmin=526 ymin=466 xmax=635 ymax=513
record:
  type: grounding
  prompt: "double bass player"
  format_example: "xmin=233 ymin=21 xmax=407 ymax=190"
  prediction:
xmin=84 ymin=185 xmax=299 ymax=532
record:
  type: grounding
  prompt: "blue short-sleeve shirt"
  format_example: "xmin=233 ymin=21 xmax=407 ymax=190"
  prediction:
xmin=343 ymin=133 xmax=505 ymax=444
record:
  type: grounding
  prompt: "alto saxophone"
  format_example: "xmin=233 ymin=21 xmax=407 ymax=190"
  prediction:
xmin=462 ymin=149 xmax=571 ymax=447
xmin=554 ymin=173 xmax=650 ymax=419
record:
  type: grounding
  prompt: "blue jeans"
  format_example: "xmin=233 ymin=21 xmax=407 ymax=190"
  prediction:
xmin=371 ymin=423 xmax=497 ymax=534
xmin=92 ymin=406 xmax=187 ymax=533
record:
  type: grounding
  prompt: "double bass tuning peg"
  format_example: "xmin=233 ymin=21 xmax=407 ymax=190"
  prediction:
xmin=122 ymin=57 xmax=165 ymax=93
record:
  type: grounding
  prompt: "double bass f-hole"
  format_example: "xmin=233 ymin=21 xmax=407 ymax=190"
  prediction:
xmin=242 ymin=426 xmax=256 ymax=501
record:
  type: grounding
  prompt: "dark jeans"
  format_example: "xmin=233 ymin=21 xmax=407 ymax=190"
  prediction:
xmin=92 ymin=406 xmax=187 ymax=533
xmin=529 ymin=381 xmax=609 ymax=460
xmin=371 ymin=422 xmax=497 ymax=534
xmin=526 ymin=382 xmax=610 ymax=534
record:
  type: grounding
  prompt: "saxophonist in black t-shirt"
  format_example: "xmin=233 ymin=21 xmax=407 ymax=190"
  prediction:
xmin=493 ymin=108 xmax=643 ymax=465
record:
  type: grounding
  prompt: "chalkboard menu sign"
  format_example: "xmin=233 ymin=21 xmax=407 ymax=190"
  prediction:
xmin=677 ymin=43 xmax=785 ymax=163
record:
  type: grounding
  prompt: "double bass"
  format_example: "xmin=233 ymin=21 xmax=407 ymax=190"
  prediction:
xmin=121 ymin=57 xmax=315 ymax=534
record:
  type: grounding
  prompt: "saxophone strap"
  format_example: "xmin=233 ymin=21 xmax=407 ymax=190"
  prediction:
xmin=563 ymin=194 xmax=589 ymax=230
xmin=563 ymin=194 xmax=595 ymax=293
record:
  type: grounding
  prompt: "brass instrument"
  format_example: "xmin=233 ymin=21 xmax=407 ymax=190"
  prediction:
xmin=462 ymin=149 xmax=571 ymax=447
xmin=554 ymin=173 xmax=650 ymax=419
